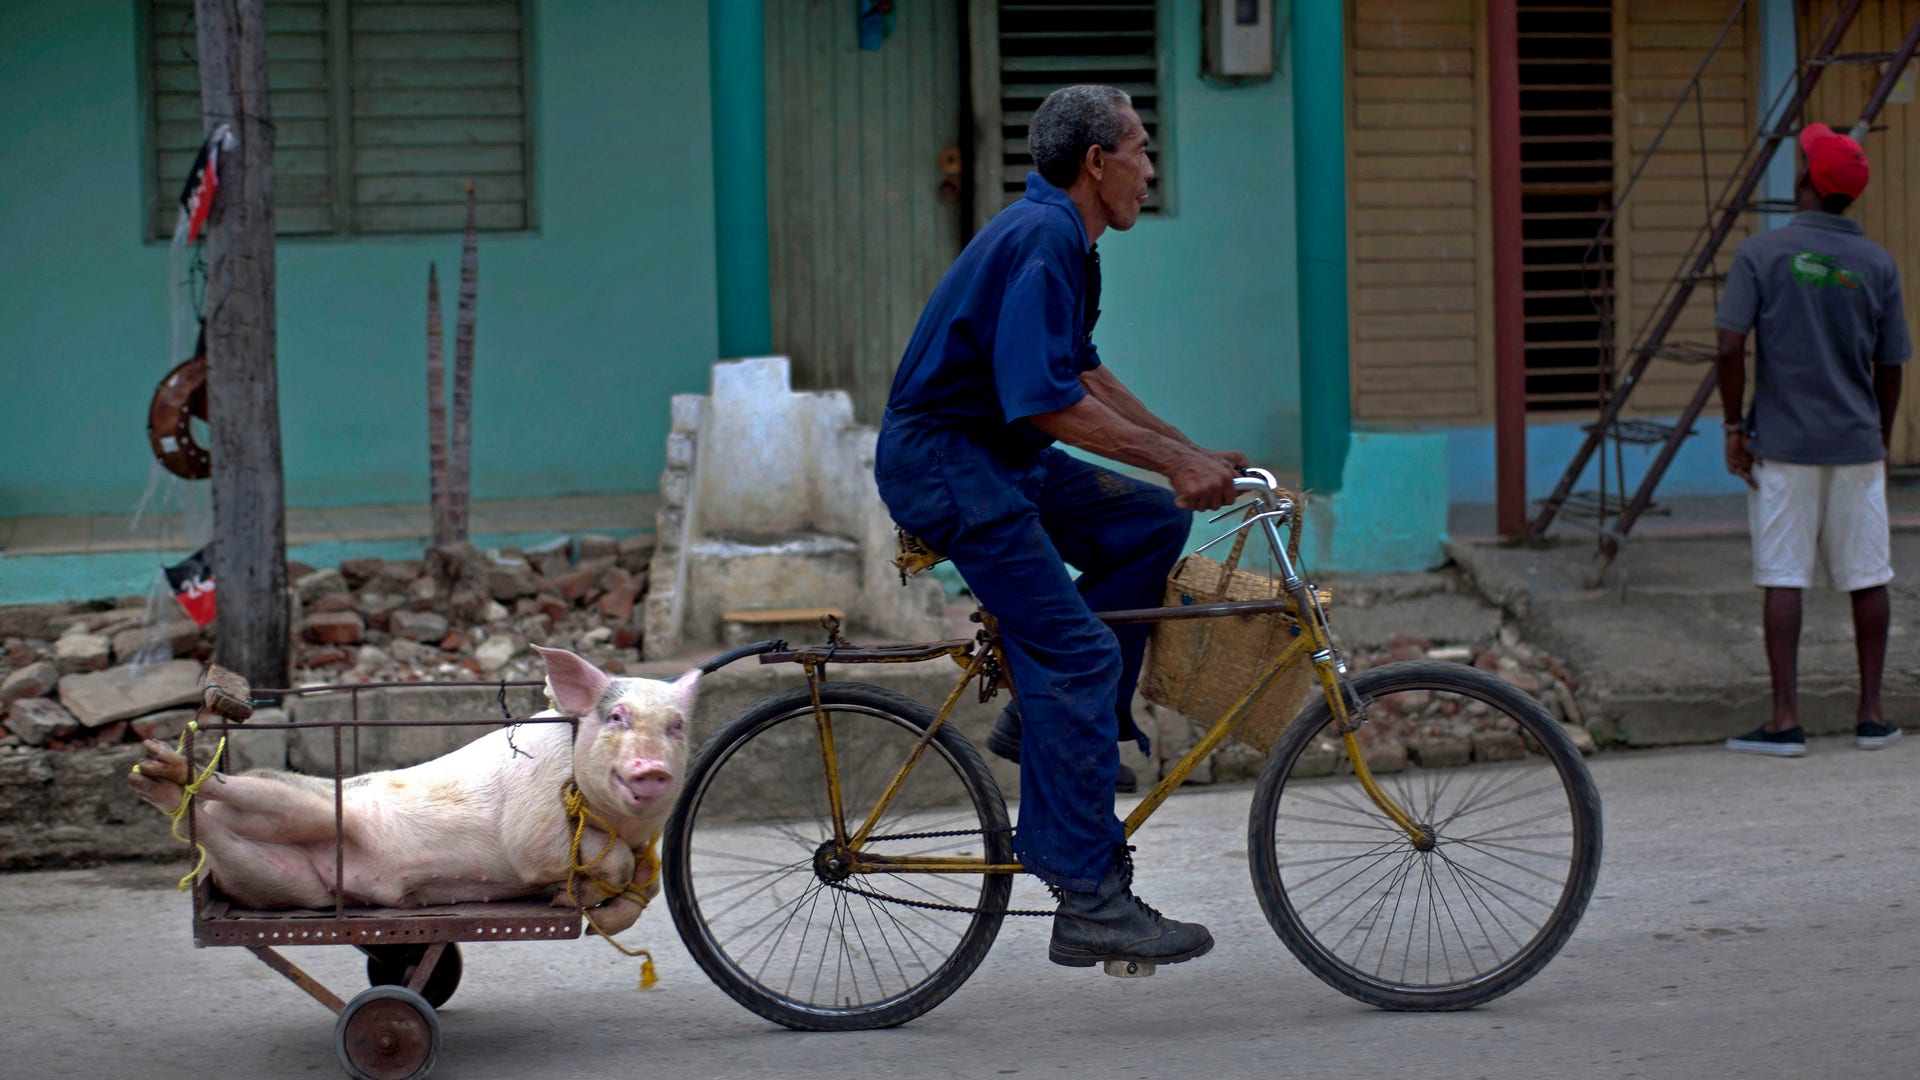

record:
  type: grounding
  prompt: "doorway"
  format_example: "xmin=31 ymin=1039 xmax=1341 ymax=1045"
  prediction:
xmin=763 ymin=0 xmax=968 ymax=424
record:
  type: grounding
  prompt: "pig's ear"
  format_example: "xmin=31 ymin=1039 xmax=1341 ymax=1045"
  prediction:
xmin=533 ymin=645 xmax=611 ymax=717
xmin=668 ymin=669 xmax=701 ymax=719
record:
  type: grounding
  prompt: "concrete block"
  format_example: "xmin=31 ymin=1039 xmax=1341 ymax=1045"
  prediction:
xmin=110 ymin=620 xmax=202 ymax=664
xmin=684 ymin=534 xmax=861 ymax=645
xmin=54 ymin=633 xmax=112 ymax=674
xmin=7 ymin=698 xmax=80 ymax=745
xmin=670 ymin=393 xmax=705 ymax=435
xmin=697 ymin=358 xmax=812 ymax=534
xmin=2 ymin=661 xmax=59 ymax=706
xmin=57 ymin=660 xmax=203 ymax=728
xmin=667 ymin=655 xmax=1016 ymax=807
xmin=1471 ymin=728 xmax=1527 ymax=762
xmin=665 ymin=432 xmax=694 ymax=469
xmin=224 ymin=707 xmax=289 ymax=773
xmin=1408 ymin=734 xmax=1472 ymax=768
xmin=286 ymin=684 xmax=549 ymax=775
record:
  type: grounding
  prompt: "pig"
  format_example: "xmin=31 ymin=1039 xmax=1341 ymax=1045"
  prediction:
xmin=127 ymin=645 xmax=693 ymax=933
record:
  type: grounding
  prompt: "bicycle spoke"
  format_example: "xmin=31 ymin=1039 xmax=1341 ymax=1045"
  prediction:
xmin=1444 ymin=837 xmax=1570 ymax=889
xmin=1284 ymin=837 xmax=1408 ymax=897
xmin=1446 ymin=804 xmax=1573 ymax=842
xmin=1434 ymin=848 xmax=1549 ymax=938
xmin=1442 ymin=835 xmax=1571 ymax=864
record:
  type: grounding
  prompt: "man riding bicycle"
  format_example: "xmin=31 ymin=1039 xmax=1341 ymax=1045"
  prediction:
xmin=873 ymin=85 xmax=1249 ymax=970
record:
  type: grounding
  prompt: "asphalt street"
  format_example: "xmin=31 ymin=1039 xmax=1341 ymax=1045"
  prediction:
xmin=2 ymin=737 xmax=1916 ymax=1080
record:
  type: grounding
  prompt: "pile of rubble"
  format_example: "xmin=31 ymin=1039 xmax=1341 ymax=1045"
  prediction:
xmin=0 ymin=533 xmax=654 ymax=757
xmin=1149 ymin=624 xmax=1597 ymax=784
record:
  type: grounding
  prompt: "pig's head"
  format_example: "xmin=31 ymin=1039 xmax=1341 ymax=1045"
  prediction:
xmin=533 ymin=645 xmax=697 ymax=828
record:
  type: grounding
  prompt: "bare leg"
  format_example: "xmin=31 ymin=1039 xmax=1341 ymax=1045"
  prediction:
xmin=1851 ymin=585 xmax=1889 ymax=726
xmin=128 ymin=738 xmax=344 ymax=845
xmin=128 ymin=738 xmax=193 ymax=813
xmin=1763 ymin=587 xmax=1802 ymax=732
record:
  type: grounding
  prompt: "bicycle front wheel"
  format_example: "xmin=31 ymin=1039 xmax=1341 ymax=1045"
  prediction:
xmin=663 ymin=682 xmax=1012 ymax=1031
xmin=1248 ymin=660 xmax=1601 ymax=1010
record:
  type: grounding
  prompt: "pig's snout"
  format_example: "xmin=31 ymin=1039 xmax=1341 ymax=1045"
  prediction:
xmin=622 ymin=760 xmax=675 ymax=802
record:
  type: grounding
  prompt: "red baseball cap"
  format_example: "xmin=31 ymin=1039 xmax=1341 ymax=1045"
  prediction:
xmin=1798 ymin=123 xmax=1870 ymax=199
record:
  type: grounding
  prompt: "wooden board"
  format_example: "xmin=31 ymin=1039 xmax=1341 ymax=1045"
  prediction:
xmin=1347 ymin=0 xmax=1485 ymax=424
xmin=765 ymin=0 xmax=964 ymax=426
xmin=721 ymin=607 xmax=846 ymax=624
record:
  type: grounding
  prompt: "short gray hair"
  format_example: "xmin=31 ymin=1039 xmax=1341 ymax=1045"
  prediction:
xmin=1028 ymin=85 xmax=1133 ymax=188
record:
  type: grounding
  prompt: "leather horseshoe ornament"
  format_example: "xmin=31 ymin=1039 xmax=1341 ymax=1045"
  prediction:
xmin=148 ymin=354 xmax=211 ymax=479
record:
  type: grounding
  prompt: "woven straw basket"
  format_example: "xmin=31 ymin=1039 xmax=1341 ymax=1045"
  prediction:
xmin=1139 ymin=515 xmax=1321 ymax=754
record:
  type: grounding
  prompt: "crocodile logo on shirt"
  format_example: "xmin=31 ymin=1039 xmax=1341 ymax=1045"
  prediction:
xmin=1790 ymin=250 xmax=1863 ymax=290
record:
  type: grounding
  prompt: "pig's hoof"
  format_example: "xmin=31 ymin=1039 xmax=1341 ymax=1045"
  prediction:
xmin=336 ymin=986 xmax=439 ymax=1080
xmin=137 ymin=738 xmax=192 ymax=786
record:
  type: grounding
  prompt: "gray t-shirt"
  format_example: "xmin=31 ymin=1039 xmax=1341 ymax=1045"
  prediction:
xmin=1714 ymin=211 xmax=1910 ymax=465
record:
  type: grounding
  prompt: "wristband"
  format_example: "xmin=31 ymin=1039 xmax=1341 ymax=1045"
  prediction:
xmin=1722 ymin=420 xmax=1743 ymax=435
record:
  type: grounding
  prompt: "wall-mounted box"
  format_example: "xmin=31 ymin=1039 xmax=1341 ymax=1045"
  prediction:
xmin=1204 ymin=0 xmax=1274 ymax=80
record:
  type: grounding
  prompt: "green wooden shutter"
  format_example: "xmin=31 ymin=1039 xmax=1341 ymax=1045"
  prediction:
xmin=145 ymin=0 xmax=531 ymax=238
xmin=971 ymin=0 xmax=1168 ymax=221
xmin=148 ymin=0 xmax=340 ymax=238
xmin=348 ymin=0 xmax=529 ymax=233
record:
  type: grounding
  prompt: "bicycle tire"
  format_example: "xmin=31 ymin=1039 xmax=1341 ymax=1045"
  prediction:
xmin=664 ymin=682 xmax=1012 ymax=1031
xmin=1248 ymin=660 xmax=1602 ymax=1011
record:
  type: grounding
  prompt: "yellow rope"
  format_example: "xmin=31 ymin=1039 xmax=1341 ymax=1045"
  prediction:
xmin=562 ymin=780 xmax=662 ymax=990
xmin=129 ymin=720 xmax=228 ymax=893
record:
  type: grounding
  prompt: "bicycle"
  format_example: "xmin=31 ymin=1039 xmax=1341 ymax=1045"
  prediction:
xmin=662 ymin=470 xmax=1602 ymax=1031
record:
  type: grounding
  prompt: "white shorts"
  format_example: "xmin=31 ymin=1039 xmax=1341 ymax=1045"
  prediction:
xmin=1748 ymin=461 xmax=1894 ymax=592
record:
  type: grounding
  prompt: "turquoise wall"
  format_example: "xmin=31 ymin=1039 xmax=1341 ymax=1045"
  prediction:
xmin=1092 ymin=0 xmax=1301 ymax=473
xmin=0 ymin=0 xmax=718 ymax=519
xmin=1 ymin=0 xmax=1299 ymax=520
xmin=1442 ymin=419 xmax=1747 ymax=505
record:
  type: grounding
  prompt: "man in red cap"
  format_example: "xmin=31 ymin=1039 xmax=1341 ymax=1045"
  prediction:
xmin=1714 ymin=122 xmax=1910 ymax=757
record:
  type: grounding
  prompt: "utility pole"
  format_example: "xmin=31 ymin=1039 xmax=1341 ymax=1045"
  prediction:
xmin=195 ymin=0 xmax=289 ymax=690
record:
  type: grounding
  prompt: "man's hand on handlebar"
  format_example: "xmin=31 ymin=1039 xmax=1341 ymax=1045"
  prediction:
xmin=1169 ymin=449 xmax=1240 ymax=511
xmin=1207 ymin=448 xmax=1252 ymax=472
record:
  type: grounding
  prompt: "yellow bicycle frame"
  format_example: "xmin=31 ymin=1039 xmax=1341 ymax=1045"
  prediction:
xmin=816 ymin=590 xmax=1429 ymax=880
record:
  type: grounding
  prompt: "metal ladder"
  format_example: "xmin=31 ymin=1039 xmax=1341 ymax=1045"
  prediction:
xmin=1525 ymin=0 xmax=1920 ymax=585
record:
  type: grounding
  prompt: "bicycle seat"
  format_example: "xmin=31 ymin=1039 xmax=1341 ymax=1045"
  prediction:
xmin=891 ymin=526 xmax=948 ymax=582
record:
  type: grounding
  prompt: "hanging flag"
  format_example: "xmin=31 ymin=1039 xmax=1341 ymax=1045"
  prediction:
xmin=178 ymin=124 xmax=235 ymax=243
xmin=165 ymin=544 xmax=218 ymax=627
xmin=858 ymin=0 xmax=896 ymax=51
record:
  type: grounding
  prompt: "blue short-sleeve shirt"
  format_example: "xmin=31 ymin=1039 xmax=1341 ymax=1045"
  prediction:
xmin=881 ymin=173 xmax=1103 ymax=460
xmin=1714 ymin=211 xmax=1911 ymax=465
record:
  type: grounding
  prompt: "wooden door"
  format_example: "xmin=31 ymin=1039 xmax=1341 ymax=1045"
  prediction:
xmin=764 ymin=0 xmax=966 ymax=425
xmin=1802 ymin=0 xmax=1920 ymax=465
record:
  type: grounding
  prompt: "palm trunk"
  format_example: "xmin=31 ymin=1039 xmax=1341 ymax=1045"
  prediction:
xmin=426 ymin=263 xmax=450 ymax=546
xmin=450 ymin=182 xmax=478 ymax=542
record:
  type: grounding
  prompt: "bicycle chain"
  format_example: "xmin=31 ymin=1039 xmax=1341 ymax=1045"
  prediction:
xmin=827 ymin=826 xmax=1054 ymax=918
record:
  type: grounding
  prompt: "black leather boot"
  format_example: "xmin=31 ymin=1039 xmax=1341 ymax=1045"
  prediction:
xmin=986 ymin=708 xmax=1139 ymax=794
xmin=1048 ymin=846 xmax=1213 ymax=967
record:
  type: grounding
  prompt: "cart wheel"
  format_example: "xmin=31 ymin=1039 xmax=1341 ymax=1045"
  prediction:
xmin=335 ymin=985 xmax=440 ymax=1080
xmin=365 ymin=943 xmax=462 ymax=1008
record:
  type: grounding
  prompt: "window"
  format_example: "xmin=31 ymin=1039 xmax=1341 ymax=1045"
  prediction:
xmin=144 ymin=0 xmax=531 ymax=239
xmin=969 ymin=0 xmax=1169 ymax=224
xmin=1517 ymin=0 xmax=1615 ymax=411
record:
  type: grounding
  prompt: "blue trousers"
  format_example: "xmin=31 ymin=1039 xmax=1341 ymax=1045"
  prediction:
xmin=875 ymin=434 xmax=1190 ymax=891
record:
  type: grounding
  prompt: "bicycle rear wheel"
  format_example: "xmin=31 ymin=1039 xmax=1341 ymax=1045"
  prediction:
xmin=663 ymin=682 xmax=1012 ymax=1031
xmin=1248 ymin=661 xmax=1601 ymax=1010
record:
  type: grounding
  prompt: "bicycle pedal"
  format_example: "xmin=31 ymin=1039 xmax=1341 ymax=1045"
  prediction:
xmin=1102 ymin=960 xmax=1156 ymax=978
